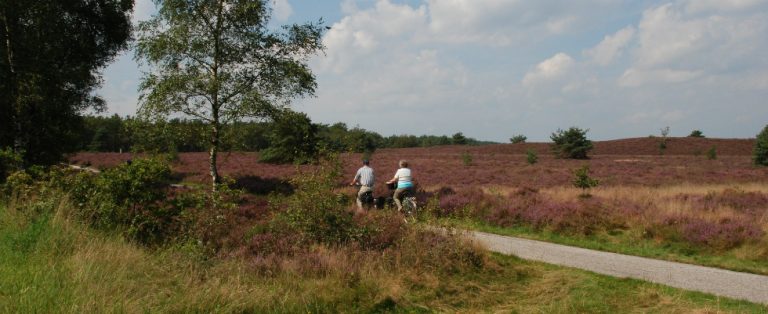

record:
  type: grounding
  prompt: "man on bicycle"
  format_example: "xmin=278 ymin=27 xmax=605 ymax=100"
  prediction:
xmin=349 ymin=159 xmax=375 ymax=211
xmin=386 ymin=159 xmax=414 ymax=212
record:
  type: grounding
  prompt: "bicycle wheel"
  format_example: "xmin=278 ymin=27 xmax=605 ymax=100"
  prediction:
xmin=402 ymin=196 xmax=418 ymax=217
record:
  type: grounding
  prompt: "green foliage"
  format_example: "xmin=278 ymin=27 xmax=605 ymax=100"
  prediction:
xmin=550 ymin=127 xmax=593 ymax=159
xmin=273 ymin=157 xmax=357 ymax=245
xmin=68 ymin=114 xmax=496 ymax=155
xmin=225 ymin=121 xmax=271 ymax=152
xmin=2 ymin=170 xmax=34 ymax=197
xmin=526 ymin=149 xmax=538 ymax=165
xmin=572 ymin=165 xmax=599 ymax=196
xmin=688 ymin=130 xmax=705 ymax=138
xmin=345 ymin=127 xmax=381 ymax=154
xmin=754 ymin=125 xmax=768 ymax=166
xmin=127 ymin=117 xmax=209 ymax=153
xmin=452 ymin=132 xmax=468 ymax=145
xmin=0 ymin=148 xmax=23 ymax=183
xmin=71 ymin=157 xmax=178 ymax=244
xmin=461 ymin=151 xmax=473 ymax=166
xmin=706 ymin=146 xmax=717 ymax=160
xmin=259 ymin=110 xmax=319 ymax=164
xmin=659 ymin=126 xmax=670 ymax=153
xmin=136 ymin=0 xmax=325 ymax=187
xmin=181 ymin=180 xmax=243 ymax=252
xmin=510 ymin=135 xmax=527 ymax=144
xmin=81 ymin=114 xmax=132 ymax=152
xmin=0 ymin=0 xmax=133 ymax=166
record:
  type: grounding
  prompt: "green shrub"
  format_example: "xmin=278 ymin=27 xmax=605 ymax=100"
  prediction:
xmin=526 ymin=149 xmax=538 ymax=165
xmin=452 ymin=132 xmax=468 ymax=145
xmin=572 ymin=165 xmax=599 ymax=197
xmin=74 ymin=157 xmax=177 ymax=244
xmin=754 ymin=125 xmax=768 ymax=166
xmin=274 ymin=157 xmax=357 ymax=245
xmin=0 ymin=148 xmax=23 ymax=184
xmin=2 ymin=171 xmax=34 ymax=197
xmin=706 ymin=146 xmax=717 ymax=160
xmin=659 ymin=126 xmax=670 ymax=154
xmin=461 ymin=151 xmax=473 ymax=166
xmin=268 ymin=156 xmax=403 ymax=249
xmin=510 ymin=135 xmax=527 ymax=144
xmin=550 ymin=127 xmax=593 ymax=159
xmin=688 ymin=130 xmax=704 ymax=138
xmin=259 ymin=110 xmax=319 ymax=164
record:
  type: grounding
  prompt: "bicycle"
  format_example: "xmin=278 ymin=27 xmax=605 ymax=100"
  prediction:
xmin=353 ymin=183 xmax=375 ymax=209
xmin=384 ymin=182 xmax=418 ymax=222
xmin=401 ymin=190 xmax=418 ymax=222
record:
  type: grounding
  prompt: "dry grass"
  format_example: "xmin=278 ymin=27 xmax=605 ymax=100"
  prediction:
xmin=2 ymin=198 xmax=765 ymax=313
xmin=543 ymin=183 xmax=768 ymax=230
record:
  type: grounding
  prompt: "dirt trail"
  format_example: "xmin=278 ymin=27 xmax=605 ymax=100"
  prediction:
xmin=466 ymin=230 xmax=768 ymax=305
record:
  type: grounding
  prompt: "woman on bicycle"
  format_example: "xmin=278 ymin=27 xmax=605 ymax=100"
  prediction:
xmin=386 ymin=159 xmax=414 ymax=212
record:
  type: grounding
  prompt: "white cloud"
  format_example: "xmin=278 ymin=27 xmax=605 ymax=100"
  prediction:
xmin=635 ymin=3 xmax=768 ymax=68
xmin=522 ymin=53 xmax=574 ymax=87
xmin=683 ymin=0 xmax=768 ymax=14
xmin=546 ymin=16 xmax=577 ymax=34
xmin=425 ymin=0 xmax=621 ymax=46
xmin=584 ymin=26 xmax=635 ymax=66
xmin=293 ymin=0 xmax=768 ymax=141
xmin=319 ymin=1 xmax=427 ymax=73
xmin=272 ymin=0 xmax=294 ymax=21
xmin=618 ymin=68 xmax=703 ymax=87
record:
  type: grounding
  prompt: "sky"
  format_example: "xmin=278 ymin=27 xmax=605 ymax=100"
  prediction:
xmin=99 ymin=0 xmax=768 ymax=142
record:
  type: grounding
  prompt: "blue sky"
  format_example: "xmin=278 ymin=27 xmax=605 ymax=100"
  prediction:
xmin=100 ymin=0 xmax=768 ymax=142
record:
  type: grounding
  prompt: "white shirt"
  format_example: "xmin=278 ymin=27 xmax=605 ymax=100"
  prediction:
xmin=394 ymin=168 xmax=412 ymax=184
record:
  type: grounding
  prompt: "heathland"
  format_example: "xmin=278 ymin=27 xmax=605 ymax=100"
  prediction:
xmin=2 ymin=137 xmax=766 ymax=312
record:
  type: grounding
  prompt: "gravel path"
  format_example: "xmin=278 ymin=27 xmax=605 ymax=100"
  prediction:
xmin=466 ymin=230 xmax=768 ymax=305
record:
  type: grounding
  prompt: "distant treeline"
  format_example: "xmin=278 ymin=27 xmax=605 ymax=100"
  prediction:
xmin=75 ymin=114 xmax=494 ymax=154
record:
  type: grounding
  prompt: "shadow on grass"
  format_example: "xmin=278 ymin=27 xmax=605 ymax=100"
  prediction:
xmin=233 ymin=175 xmax=294 ymax=195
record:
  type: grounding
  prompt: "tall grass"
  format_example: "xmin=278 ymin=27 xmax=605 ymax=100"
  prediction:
xmin=2 ymin=167 xmax=766 ymax=312
xmin=2 ymin=198 xmax=764 ymax=313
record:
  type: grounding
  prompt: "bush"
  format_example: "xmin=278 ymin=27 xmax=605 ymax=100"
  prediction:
xmin=0 ymin=147 xmax=23 ymax=184
xmin=259 ymin=110 xmax=319 ymax=164
xmin=452 ymin=132 xmax=468 ymax=145
xmin=510 ymin=135 xmax=527 ymax=144
xmin=2 ymin=170 xmax=34 ymax=197
xmin=658 ymin=215 xmax=764 ymax=251
xmin=681 ymin=217 xmax=763 ymax=251
xmin=572 ymin=165 xmax=599 ymax=197
xmin=659 ymin=126 xmax=670 ymax=153
xmin=550 ymin=127 xmax=593 ymax=159
xmin=73 ymin=157 xmax=177 ymax=244
xmin=461 ymin=151 xmax=473 ymax=166
xmin=269 ymin=156 xmax=401 ymax=249
xmin=754 ymin=125 xmax=768 ymax=166
xmin=526 ymin=149 xmax=538 ymax=165
xmin=688 ymin=130 xmax=704 ymax=138
xmin=706 ymin=146 xmax=717 ymax=160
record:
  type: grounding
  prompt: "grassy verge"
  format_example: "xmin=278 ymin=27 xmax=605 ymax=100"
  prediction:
xmin=446 ymin=218 xmax=768 ymax=275
xmin=1 ymin=202 xmax=765 ymax=313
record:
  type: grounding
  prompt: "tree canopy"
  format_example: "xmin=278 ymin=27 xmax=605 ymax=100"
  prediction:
xmin=551 ymin=127 xmax=593 ymax=159
xmin=0 ymin=0 xmax=133 ymax=165
xmin=136 ymin=0 xmax=325 ymax=189
xmin=754 ymin=125 xmax=768 ymax=166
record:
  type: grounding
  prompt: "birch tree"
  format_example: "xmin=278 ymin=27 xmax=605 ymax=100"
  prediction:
xmin=136 ymin=0 xmax=324 ymax=190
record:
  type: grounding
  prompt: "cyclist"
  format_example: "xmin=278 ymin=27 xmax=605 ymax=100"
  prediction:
xmin=349 ymin=159 xmax=374 ymax=211
xmin=386 ymin=159 xmax=414 ymax=212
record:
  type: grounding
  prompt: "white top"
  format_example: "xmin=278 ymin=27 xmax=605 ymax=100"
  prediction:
xmin=354 ymin=166 xmax=375 ymax=186
xmin=394 ymin=168 xmax=412 ymax=184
